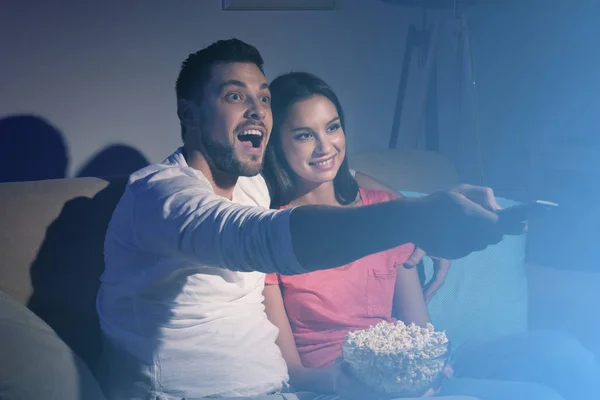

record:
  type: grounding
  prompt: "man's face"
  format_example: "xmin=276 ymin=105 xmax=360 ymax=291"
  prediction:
xmin=191 ymin=62 xmax=272 ymax=177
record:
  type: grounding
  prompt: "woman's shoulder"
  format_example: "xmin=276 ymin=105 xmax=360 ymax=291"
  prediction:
xmin=358 ymin=187 xmax=400 ymax=205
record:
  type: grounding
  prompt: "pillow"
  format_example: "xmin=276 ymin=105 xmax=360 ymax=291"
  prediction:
xmin=399 ymin=191 xmax=529 ymax=347
xmin=0 ymin=290 xmax=106 ymax=400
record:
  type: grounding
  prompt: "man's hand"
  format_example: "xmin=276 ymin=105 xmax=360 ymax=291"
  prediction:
xmin=406 ymin=184 xmax=525 ymax=260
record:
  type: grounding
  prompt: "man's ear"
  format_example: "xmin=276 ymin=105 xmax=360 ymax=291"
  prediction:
xmin=177 ymin=99 xmax=199 ymax=130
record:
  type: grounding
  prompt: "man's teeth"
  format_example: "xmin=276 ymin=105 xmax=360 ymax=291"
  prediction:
xmin=238 ymin=129 xmax=263 ymax=148
xmin=239 ymin=129 xmax=262 ymax=137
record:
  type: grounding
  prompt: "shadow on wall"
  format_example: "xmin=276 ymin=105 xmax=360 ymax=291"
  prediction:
xmin=0 ymin=114 xmax=150 ymax=182
xmin=77 ymin=144 xmax=150 ymax=178
xmin=0 ymin=114 xmax=69 ymax=182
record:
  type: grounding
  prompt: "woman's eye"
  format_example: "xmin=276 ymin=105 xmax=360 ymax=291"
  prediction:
xmin=295 ymin=133 xmax=313 ymax=141
xmin=225 ymin=93 xmax=242 ymax=101
xmin=327 ymin=123 xmax=341 ymax=133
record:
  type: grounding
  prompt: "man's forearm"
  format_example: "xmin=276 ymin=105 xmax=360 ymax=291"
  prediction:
xmin=289 ymin=199 xmax=415 ymax=272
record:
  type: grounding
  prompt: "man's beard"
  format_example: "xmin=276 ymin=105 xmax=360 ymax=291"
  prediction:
xmin=202 ymin=134 xmax=263 ymax=177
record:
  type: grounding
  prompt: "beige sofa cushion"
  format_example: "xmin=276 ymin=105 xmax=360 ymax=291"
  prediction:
xmin=0 ymin=290 xmax=106 ymax=399
xmin=349 ymin=149 xmax=460 ymax=193
xmin=0 ymin=176 xmax=127 ymax=373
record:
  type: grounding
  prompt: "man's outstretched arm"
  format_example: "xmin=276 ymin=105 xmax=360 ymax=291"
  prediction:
xmin=131 ymin=172 xmax=515 ymax=275
xmin=289 ymin=185 xmax=507 ymax=271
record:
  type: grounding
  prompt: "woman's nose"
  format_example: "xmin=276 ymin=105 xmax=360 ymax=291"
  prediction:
xmin=315 ymin=136 xmax=333 ymax=155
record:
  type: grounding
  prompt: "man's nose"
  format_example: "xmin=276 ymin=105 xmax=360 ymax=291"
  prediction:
xmin=246 ymin=100 xmax=266 ymax=121
xmin=248 ymin=109 xmax=265 ymax=120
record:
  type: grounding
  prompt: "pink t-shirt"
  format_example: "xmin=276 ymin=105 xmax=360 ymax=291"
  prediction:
xmin=265 ymin=188 xmax=415 ymax=368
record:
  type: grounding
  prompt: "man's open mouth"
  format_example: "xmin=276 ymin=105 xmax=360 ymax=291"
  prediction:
xmin=237 ymin=129 xmax=263 ymax=148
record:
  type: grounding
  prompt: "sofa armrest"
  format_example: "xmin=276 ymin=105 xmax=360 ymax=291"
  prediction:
xmin=526 ymin=263 xmax=600 ymax=359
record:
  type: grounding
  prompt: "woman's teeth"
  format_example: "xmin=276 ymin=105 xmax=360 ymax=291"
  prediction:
xmin=310 ymin=158 xmax=334 ymax=167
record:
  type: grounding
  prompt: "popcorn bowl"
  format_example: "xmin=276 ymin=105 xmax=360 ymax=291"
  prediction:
xmin=341 ymin=340 xmax=451 ymax=398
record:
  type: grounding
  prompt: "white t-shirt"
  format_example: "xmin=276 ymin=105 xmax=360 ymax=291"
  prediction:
xmin=97 ymin=148 xmax=306 ymax=399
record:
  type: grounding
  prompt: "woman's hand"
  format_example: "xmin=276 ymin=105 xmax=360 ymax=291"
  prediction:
xmin=423 ymin=258 xmax=451 ymax=304
xmin=421 ymin=364 xmax=453 ymax=397
xmin=398 ymin=245 xmax=451 ymax=304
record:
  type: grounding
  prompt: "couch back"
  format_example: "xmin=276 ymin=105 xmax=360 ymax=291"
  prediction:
xmin=0 ymin=176 xmax=127 ymax=374
xmin=349 ymin=149 xmax=459 ymax=193
xmin=0 ymin=149 xmax=459 ymax=375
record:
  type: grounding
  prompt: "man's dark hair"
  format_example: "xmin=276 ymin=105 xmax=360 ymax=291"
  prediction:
xmin=175 ymin=38 xmax=265 ymax=141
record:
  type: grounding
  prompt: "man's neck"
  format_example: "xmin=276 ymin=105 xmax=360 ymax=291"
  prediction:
xmin=184 ymin=147 xmax=238 ymax=200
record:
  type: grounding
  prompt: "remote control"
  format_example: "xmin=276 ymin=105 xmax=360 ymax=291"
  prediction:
xmin=496 ymin=200 xmax=559 ymax=224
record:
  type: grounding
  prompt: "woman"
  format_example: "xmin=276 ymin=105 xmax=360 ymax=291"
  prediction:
xmin=261 ymin=72 xmax=565 ymax=400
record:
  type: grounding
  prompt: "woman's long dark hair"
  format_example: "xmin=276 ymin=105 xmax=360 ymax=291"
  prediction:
xmin=263 ymin=72 xmax=359 ymax=209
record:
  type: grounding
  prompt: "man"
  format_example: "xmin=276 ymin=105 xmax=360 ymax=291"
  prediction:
xmin=97 ymin=38 xmax=521 ymax=400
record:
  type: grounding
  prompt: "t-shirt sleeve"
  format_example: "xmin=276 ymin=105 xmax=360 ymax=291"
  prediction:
xmin=128 ymin=168 xmax=307 ymax=275
xmin=264 ymin=273 xmax=281 ymax=285
xmin=362 ymin=188 xmax=397 ymax=204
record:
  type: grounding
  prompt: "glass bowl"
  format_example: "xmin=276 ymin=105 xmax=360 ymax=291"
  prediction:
xmin=341 ymin=340 xmax=451 ymax=398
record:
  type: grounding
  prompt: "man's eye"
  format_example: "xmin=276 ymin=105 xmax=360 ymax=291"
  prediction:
xmin=260 ymin=95 xmax=270 ymax=104
xmin=225 ymin=93 xmax=242 ymax=101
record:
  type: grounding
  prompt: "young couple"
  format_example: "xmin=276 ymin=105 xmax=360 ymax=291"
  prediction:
xmin=97 ymin=38 xmax=596 ymax=400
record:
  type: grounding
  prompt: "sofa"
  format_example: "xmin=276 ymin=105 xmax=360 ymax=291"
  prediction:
xmin=0 ymin=149 xmax=598 ymax=397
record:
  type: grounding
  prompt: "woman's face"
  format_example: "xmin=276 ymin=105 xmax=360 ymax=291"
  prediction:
xmin=279 ymin=95 xmax=346 ymax=187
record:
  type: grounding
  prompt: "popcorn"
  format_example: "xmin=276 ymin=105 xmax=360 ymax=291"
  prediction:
xmin=342 ymin=321 xmax=450 ymax=397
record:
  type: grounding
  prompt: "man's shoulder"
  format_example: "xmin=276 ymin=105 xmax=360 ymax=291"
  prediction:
xmin=127 ymin=157 xmax=212 ymax=196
